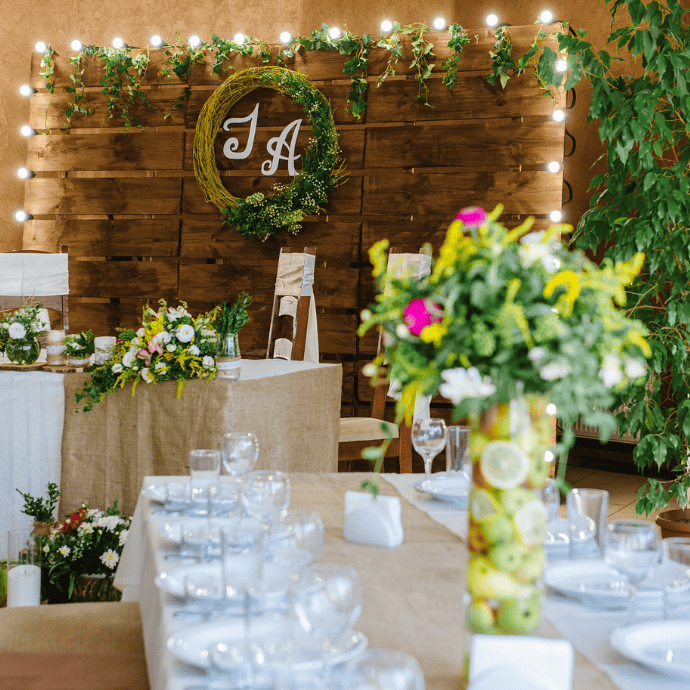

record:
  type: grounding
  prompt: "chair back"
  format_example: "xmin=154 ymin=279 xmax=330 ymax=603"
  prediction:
xmin=267 ymin=247 xmax=317 ymax=361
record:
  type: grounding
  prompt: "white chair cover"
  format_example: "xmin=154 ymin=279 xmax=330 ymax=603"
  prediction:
xmin=0 ymin=253 xmax=69 ymax=296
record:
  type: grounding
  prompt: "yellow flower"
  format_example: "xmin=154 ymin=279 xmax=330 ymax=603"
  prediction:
xmin=615 ymin=252 xmax=645 ymax=285
xmin=419 ymin=323 xmax=447 ymax=345
xmin=626 ymin=328 xmax=652 ymax=358
xmin=501 ymin=216 xmax=535 ymax=246
xmin=544 ymin=270 xmax=581 ymax=317
xmin=369 ymin=240 xmax=389 ymax=279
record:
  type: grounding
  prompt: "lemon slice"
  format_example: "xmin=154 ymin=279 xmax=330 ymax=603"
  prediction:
xmin=480 ymin=441 xmax=530 ymax=489
xmin=513 ymin=500 xmax=548 ymax=546
xmin=470 ymin=488 xmax=502 ymax=521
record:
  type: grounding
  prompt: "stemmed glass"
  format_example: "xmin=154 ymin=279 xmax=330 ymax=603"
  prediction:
xmin=267 ymin=509 xmax=325 ymax=573
xmin=221 ymin=432 xmax=260 ymax=515
xmin=411 ymin=418 xmax=447 ymax=481
xmin=242 ymin=470 xmax=291 ymax=531
xmin=604 ymin=519 xmax=661 ymax=624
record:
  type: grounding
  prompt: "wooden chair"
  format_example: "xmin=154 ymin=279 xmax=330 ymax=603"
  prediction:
xmin=338 ymin=249 xmax=431 ymax=473
xmin=267 ymin=247 xmax=318 ymax=362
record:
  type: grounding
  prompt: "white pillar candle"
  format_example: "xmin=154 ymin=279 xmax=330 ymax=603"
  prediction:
xmin=7 ymin=564 xmax=41 ymax=606
xmin=94 ymin=336 xmax=117 ymax=365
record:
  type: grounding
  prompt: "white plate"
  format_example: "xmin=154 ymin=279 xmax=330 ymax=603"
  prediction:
xmin=414 ymin=472 xmax=470 ymax=508
xmin=142 ymin=483 xmax=170 ymax=503
xmin=611 ymin=621 xmax=690 ymax=678
xmin=151 ymin=516 xmax=244 ymax=545
xmin=544 ymin=559 xmax=665 ymax=609
xmin=167 ymin=619 xmax=367 ymax=672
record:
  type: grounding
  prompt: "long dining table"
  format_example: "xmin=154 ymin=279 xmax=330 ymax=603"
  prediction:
xmin=114 ymin=472 xmax=649 ymax=690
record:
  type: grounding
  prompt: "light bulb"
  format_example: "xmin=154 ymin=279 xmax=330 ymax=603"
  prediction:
xmin=19 ymin=84 xmax=34 ymax=97
xmin=71 ymin=39 xmax=83 ymax=51
xmin=329 ymin=27 xmax=341 ymax=39
xmin=547 ymin=161 xmax=562 ymax=173
xmin=20 ymin=125 xmax=35 ymax=137
xmin=380 ymin=20 xmax=393 ymax=33
xmin=544 ymin=450 xmax=555 ymax=462
xmin=486 ymin=14 xmax=499 ymax=27
xmin=546 ymin=403 xmax=557 ymax=416
xmin=540 ymin=10 xmax=553 ymax=23
xmin=433 ymin=17 xmax=447 ymax=30
xmin=550 ymin=210 xmax=562 ymax=222
xmin=150 ymin=35 xmax=163 ymax=47
xmin=15 ymin=210 xmax=30 ymax=222
xmin=34 ymin=41 xmax=48 ymax=53
xmin=17 ymin=167 xmax=34 ymax=179
xmin=280 ymin=31 xmax=292 ymax=44
xmin=556 ymin=58 xmax=568 ymax=72
xmin=112 ymin=37 xmax=125 ymax=49
xmin=552 ymin=108 xmax=565 ymax=122
xmin=234 ymin=33 xmax=245 ymax=44
xmin=189 ymin=35 xmax=202 ymax=47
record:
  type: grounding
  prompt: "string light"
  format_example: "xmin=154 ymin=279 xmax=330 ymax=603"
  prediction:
xmin=189 ymin=35 xmax=202 ymax=48
xmin=380 ymin=20 xmax=393 ymax=33
xmin=329 ymin=27 xmax=341 ymax=39
xmin=150 ymin=35 xmax=164 ymax=48
xmin=19 ymin=84 xmax=35 ymax=97
xmin=112 ymin=37 xmax=126 ymax=49
xmin=20 ymin=125 xmax=35 ymax=137
xmin=234 ymin=33 xmax=246 ymax=44
xmin=14 ymin=210 xmax=32 ymax=222
xmin=544 ymin=450 xmax=555 ymax=462
xmin=550 ymin=210 xmax=562 ymax=222
xmin=547 ymin=161 xmax=562 ymax=173
xmin=556 ymin=58 xmax=568 ymax=72
xmin=546 ymin=403 xmax=557 ymax=415
xmin=70 ymin=39 xmax=83 ymax=51
xmin=540 ymin=10 xmax=553 ymax=23
xmin=433 ymin=17 xmax=447 ymax=30
xmin=34 ymin=42 xmax=48 ymax=53
xmin=486 ymin=14 xmax=499 ymax=27
xmin=280 ymin=31 xmax=292 ymax=44
xmin=552 ymin=109 xmax=565 ymax=122
xmin=17 ymin=167 xmax=35 ymax=179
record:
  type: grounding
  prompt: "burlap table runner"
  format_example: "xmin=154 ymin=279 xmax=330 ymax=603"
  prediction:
xmin=59 ymin=361 xmax=341 ymax=516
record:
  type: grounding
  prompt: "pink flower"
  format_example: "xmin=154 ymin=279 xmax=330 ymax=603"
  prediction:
xmin=403 ymin=298 xmax=442 ymax=337
xmin=455 ymin=207 xmax=487 ymax=227
xmin=147 ymin=340 xmax=163 ymax=355
xmin=137 ymin=349 xmax=151 ymax=366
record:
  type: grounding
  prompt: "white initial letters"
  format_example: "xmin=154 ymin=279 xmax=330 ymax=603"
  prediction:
xmin=222 ymin=103 xmax=259 ymax=160
xmin=262 ymin=119 xmax=302 ymax=177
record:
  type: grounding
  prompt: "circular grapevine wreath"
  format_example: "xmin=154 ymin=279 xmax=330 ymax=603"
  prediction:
xmin=193 ymin=65 xmax=344 ymax=241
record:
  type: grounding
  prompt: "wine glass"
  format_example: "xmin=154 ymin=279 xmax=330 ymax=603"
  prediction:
xmin=221 ymin=432 xmax=260 ymax=515
xmin=411 ymin=418 xmax=446 ymax=481
xmin=344 ymin=649 xmax=426 ymax=690
xmin=267 ymin=509 xmax=324 ymax=573
xmin=604 ymin=519 xmax=661 ymax=624
xmin=242 ymin=470 xmax=291 ymax=530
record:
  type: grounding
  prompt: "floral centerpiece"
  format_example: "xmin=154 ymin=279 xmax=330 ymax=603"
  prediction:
xmin=215 ymin=292 xmax=253 ymax=380
xmin=44 ymin=501 xmax=130 ymax=601
xmin=359 ymin=205 xmax=650 ymax=642
xmin=75 ymin=300 xmax=220 ymax=412
xmin=65 ymin=329 xmax=95 ymax=364
xmin=0 ymin=304 xmax=49 ymax=364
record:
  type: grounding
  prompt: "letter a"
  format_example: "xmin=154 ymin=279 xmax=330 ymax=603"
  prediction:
xmin=262 ymin=119 xmax=302 ymax=176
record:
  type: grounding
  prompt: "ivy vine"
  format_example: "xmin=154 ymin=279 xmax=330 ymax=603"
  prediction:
xmin=405 ymin=23 xmax=435 ymax=106
xmin=487 ymin=26 xmax=517 ymax=89
xmin=441 ymin=24 xmax=472 ymax=94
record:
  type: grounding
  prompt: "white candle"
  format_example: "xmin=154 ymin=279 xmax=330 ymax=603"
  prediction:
xmin=94 ymin=336 xmax=117 ymax=365
xmin=94 ymin=336 xmax=116 ymax=349
xmin=46 ymin=329 xmax=66 ymax=365
xmin=7 ymin=564 xmax=41 ymax=606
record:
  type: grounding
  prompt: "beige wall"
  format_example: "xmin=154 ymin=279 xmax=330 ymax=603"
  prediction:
xmin=0 ymin=0 xmax=663 ymax=251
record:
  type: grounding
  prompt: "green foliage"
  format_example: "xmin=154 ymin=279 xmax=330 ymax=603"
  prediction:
xmin=216 ymin=292 xmax=253 ymax=334
xmin=338 ymin=31 xmax=375 ymax=119
xmin=528 ymin=0 xmax=690 ymax=514
xmin=65 ymin=329 xmax=95 ymax=357
xmin=442 ymin=24 xmax=472 ymax=94
xmin=487 ymin=27 xmax=517 ymax=89
xmin=376 ymin=22 xmax=406 ymax=88
xmin=404 ymin=24 xmax=436 ymax=106
xmin=16 ymin=482 xmax=60 ymax=524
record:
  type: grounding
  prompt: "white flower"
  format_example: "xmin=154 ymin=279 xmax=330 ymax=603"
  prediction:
xmin=168 ymin=306 xmax=191 ymax=322
xmin=361 ymin=309 xmax=372 ymax=322
xmin=97 ymin=515 xmax=121 ymax=531
xmin=188 ymin=344 xmax=200 ymax=356
xmin=131 ymin=337 xmax=141 ymax=346
xmin=362 ymin=363 xmax=378 ymax=378
xmin=528 ymin=347 xmax=548 ymax=363
xmin=87 ymin=509 xmax=101 ymax=518
xmin=599 ymin=353 xmax=624 ymax=388
xmin=136 ymin=327 xmax=145 ymax=337
xmin=166 ymin=343 xmax=176 ymax=353
xmin=119 ymin=529 xmax=128 ymax=546
xmin=78 ymin=523 xmax=94 ymax=535
xmin=122 ymin=351 xmax=137 ymax=368
xmin=625 ymin=357 xmax=647 ymax=379
xmin=519 ymin=231 xmax=561 ymax=273
xmin=71 ymin=342 xmax=82 ymax=350
xmin=396 ymin=324 xmax=409 ymax=339
xmin=100 ymin=549 xmax=120 ymax=570
xmin=0 ymin=322 xmax=8 ymax=330
xmin=58 ymin=545 xmax=71 ymax=557
xmin=157 ymin=331 xmax=172 ymax=344
xmin=8 ymin=322 xmax=26 ymax=340
xmin=202 ymin=355 xmax=215 ymax=368
xmin=112 ymin=363 xmax=123 ymax=374
xmin=141 ymin=367 xmax=152 ymax=383
xmin=176 ymin=324 xmax=195 ymax=343
xmin=154 ymin=360 xmax=167 ymax=371
xmin=43 ymin=545 xmax=49 ymax=553
xmin=438 ymin=367 xmax=496 ymax=404
xmin=539 ymin=360 xmax=571 ymax=381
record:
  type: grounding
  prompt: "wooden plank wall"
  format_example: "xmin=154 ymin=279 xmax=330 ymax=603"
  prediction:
xmin=22 ymin=25 xmax=566 ymax=419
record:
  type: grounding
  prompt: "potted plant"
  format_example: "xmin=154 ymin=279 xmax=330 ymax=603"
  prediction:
xmin=65 ymin=329 xmax=95 ymax=366
xmin=214 ymin=292 xmax=253 ymax=381
xmin=520 ymin=0 xmax=690 ymax=519
xmin=0 ymin=305 xmax=48 ymax=365
xmin=16 ymin=482 xmax=61 ymax=535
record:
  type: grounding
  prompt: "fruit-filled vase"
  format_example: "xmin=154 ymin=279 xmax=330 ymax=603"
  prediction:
xmin=465 ymin=394 xmax=552 ymax=652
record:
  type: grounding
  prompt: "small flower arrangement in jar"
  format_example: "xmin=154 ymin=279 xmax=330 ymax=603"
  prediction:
xmin=65 ymin=330 xmax=95 ymax=366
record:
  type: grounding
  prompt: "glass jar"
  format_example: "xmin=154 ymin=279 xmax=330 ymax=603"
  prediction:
xmin=216 ymin=332 xmax=241 ymax=381
xmin=6 ymin=337 xmax=41 ymax=365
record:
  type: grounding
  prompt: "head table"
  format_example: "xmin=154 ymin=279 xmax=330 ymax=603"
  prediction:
xmin=0 ymin=359 xmax=341 ymax=560
xmin=115 ymin=472 xmax=627 ymax=690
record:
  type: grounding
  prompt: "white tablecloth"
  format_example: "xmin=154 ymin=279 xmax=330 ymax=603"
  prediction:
xmin=0 ymin=368 xmax=64 ymax=560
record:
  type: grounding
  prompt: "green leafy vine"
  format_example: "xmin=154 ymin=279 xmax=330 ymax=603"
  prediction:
xmin=338 ymin=31 xmax=375 ymax=119
xmin=487 ymin=26 xmax=517 ymax=89
xmin=441 ymin=23 xmax=472 ymax=94
xmin=404 ymin=23 xmax=435 ymax=106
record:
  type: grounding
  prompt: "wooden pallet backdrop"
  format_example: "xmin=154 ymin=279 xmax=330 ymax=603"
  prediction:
xmin=21 ymin=25 xmax=566 ymax=419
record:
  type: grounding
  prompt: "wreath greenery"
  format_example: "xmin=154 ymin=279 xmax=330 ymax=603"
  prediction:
xmin=193 ymin=65 xmax=344 ymax=241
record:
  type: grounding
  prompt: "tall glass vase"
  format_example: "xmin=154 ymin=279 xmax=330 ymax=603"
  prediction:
xmin=216 ymin=332 xmax=241 ymax=381
xmin=465 ymin=393 xmax=552 ymax=651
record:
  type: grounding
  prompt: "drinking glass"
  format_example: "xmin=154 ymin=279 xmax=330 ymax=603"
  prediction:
xmin=7 ymin=529 xmax=41 ymax=607
xmin=208 ymin=480 xmax=239 ymax=518
xmin=180 ymin=571 xmax=225 ymax=619
xmin=189 ymin=449 xmax=222 ymax=515
xmin=445 ymin=425 xmax=470 ymax=477
xmin=604 ymin=519 xmax=661 ymax=624
xmin=292 ymin=564 xmax=362 ymax=679
xmin=242 ymin=470 xmax=291 ymax=530
xmin=344 ymin=649 xmax=426 ymax=690
xmin=411 ymin=418 xmax=446 ymax=480
xmin=267 ymin=509 xmax=324 ymax=573
xmin=661 ymin=538 xmax=690 ymax=620
xmin=567 ymin=488 xmax=609 ymax=559
xmin=221 ymin=432 xmax=260 ymax=514
xmin=180 ymin=521 xmax=223 ymax=562
xmin=163 ymin=481 xmax=191 ymax=514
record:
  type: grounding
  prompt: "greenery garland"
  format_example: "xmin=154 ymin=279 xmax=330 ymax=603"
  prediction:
xmin=487 ymin=26 xmax=517 ymax=89
xmin=193 ymin=65 xmax=344 ymax=241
